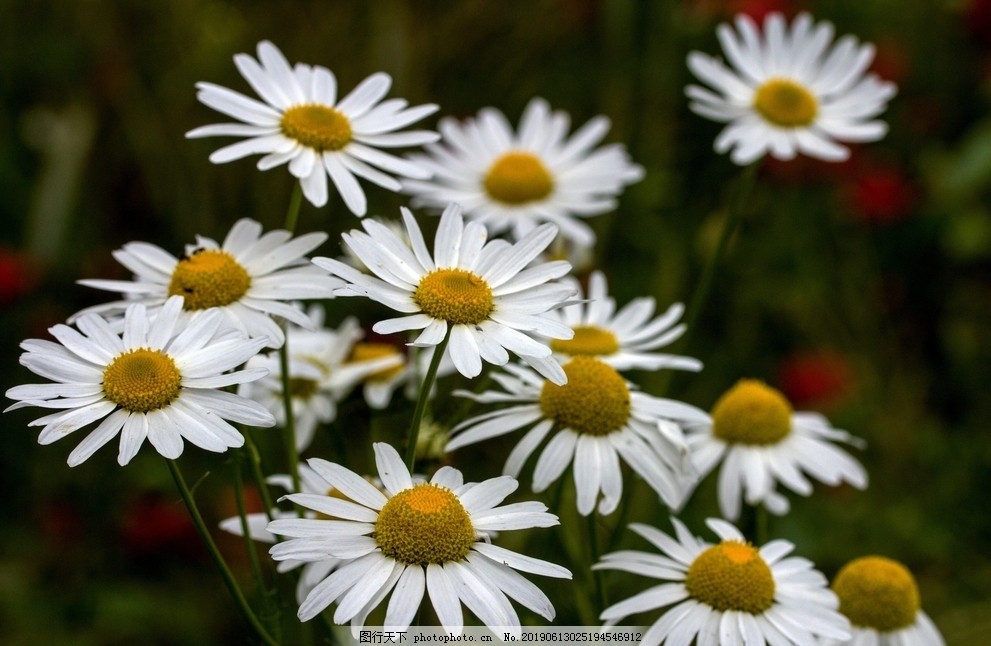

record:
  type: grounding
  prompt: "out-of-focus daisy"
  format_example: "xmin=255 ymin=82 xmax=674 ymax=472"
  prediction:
xmin=187 ymin=40 xmax=438 ymax=213
xmin=596 ymin=517 xmax=851 ymax=646
xmin=686 ymin=12 xmax=897 ymax=164
xmin=5 ymin=296 xmax=274 ymax=466
xmin=347 ymin=340 xmax=410 ymax=409
xmin=346 ymin=342 xmax=455 ymax=410
xmin=822 ymin=556 xmax=945 ymax=646
xmin=238 ymin=307 xmax=403 ymax=451
xmin=312 ymin=204 xmax=576 ymax=384
xmin=402 ymin=97 xmax=644 ymax=246
xmin=73 ymin=218 xmax=340 ymax=348
xmin=545 ymin=271 xmax=703 ymax=372
xmin=684 ymin=379 xmax=867 ymax=520
xmin=446 ymin=357 xmax=708 ymax=515
xmin=267 ymin=443 xmax=570 ymax=636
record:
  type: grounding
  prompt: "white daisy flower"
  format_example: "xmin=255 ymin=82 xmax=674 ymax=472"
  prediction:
xmin=402 ymin=97 xmax=644 ymax=246
xmin=238 ymin=307 xmax=403 ymax=451
xmin=267 ymin=442 xmax=571 ymax=637
xmin=684 ymin=379 xmax=868 ymax=521
xmin=312 ymin=203 xmax=576 ymax=384
xmin=595 ymin=517 xmax=852 ymax=646
xmin=73 ymin=218 xmax=341 ymax=349
xmin=446 ymin=357 xmax=709 ymax=515
xmin=544 ymin=270 xmax=703 ymax=373
xmin=686 ymin=12 xmax=897 ymax=164
xmin=187 ymin=40 xmax=439 ymax=213
xmin=5 ymin=296 xmax=275 ymax=466
xmin=823 ymin=556 xmax=945 ymax=646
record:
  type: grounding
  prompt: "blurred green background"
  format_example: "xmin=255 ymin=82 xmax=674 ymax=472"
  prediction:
xmin=2 ymin=0 xmax=990 ymax=643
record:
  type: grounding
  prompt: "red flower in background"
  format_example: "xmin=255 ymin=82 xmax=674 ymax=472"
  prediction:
xmin=968 ymin=0 xmax=991 ymax=49
xmin=686 ymin=0 xmax=794 ymax=23
xmin=119 ymin=494 xmax=200 ymax=559
xmin=0 ymin=247 xmax=40 ymax=306
xmin=843 ymin=159 xmax=918 ymax=224
xmin=777 ymin=350 xmax=853 ymax=409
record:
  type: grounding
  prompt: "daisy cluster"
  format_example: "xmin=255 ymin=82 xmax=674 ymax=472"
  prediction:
xmin=5 ymin=13 xmax=946 ymax=646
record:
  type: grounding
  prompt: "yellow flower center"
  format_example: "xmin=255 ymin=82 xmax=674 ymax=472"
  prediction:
xmin=685 ymin=541 xmax=776 ymax=614
xmin=103 ymin=348 xmax=182 ymax=413
xmin=711 ymin=379 xmax=793 ymax=445
xmin=374 ymin=483 xmax=475 ymax=566
xmin=280 ymin=104 xmax=353 ymax=151
xmin=753 ymin=78 xmax=819 ymax=128
xmin=349 ymin=343 xmax=405 ymax=382
xmin=539 ymin=357 xmax=630 ymax=436
xmin=413 ymin=268 xmax=494 ymax=326
xmin=550 ymin=325 xmax=620 ymax=357
xmin=483 ymin=151 xmax=554 ymax=205
xmin=288 ymin=377 xmax=319 ymax=399
xmin=832 ymin=556 xmax=921 ymax=632
xmin=167 ymin=249 xmax=251 ymax=310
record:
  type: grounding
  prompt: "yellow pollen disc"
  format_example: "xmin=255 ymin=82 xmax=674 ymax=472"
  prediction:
xmin=374 ymin=484 xmax=475 ymax=566
xmin=413 ymin=268 xmax=494 ymax=326
xmin=280 ymin=104 xmax=353 ymax=151
xmin=167 ymin=249 xmax=251 ymax=310
xmin=550 ymin=325 xmax=620 ymax=357
xmin=348 ymin=343 xmax=405 ymax=382
xmin=103 ymin=348 xmax=182 ymax=413
xmin=539 ymin=356 xmax=630 ymax=436
xmin=483 ymin=151 xmax=555 ymax=205
xmin=711 ymin=379 xmax=793 ymax=446
xmin=832 ymin=556 xmax=920 ymax=632
xmin=753 ymin=78 xmax=819 ymax=127
xmin=685 ymin=541 xmax=776 ymax=614
xmin=288 ymin=377 xmax=319 ymax=399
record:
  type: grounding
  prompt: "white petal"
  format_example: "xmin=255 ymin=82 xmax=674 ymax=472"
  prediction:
xmin=374 ymin=442 xmax=413 ymax=495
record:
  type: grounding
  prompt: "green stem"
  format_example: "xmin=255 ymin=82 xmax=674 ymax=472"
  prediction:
xmin=654 ymin=162 xmax=758 ymax=397
xmin=232 ymin=453 xmax=269 ymax=591
xmin=404 ymin=328 xmax=452 ymax=470
xmin=279 ymin=182 xmax=303 ymax=491
xmin=232 ymin=453 xmax=281 ymax=637
xmin=278 ymin=329 xmax=302 ymax=494
xmin=277 ymin=182 xmax=304 ymax=492
xmin=166 ymin=459 xmax=279 ymax=646
xmin=755 ymin=504 xmax=769 ymax=546
xmin=681 ymin=162 xmax=758 ymax=344
xmin=284 ymin=182 xmax=303 ymax=234
xmin=241 ymin=430 xmax=277 ymax=521
xmin=587 ymin=512 xmax=608 ymax=614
